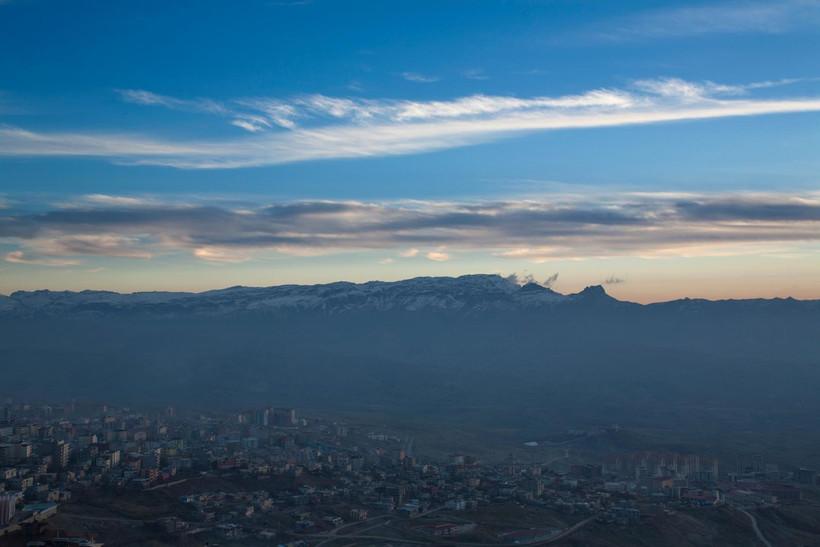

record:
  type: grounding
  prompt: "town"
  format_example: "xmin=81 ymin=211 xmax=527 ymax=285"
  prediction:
xmin=1 ymin=401 xmax=817 ymax=546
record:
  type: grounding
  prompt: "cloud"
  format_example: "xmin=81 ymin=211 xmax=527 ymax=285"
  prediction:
xmin=675 ymin=197 xmax=820 ymax=221
xmin=631 ymin=77 xmax=811 ymax=100
xmin=81 ymin=194 xmax=157 ymax=207
xmin=117 ymin=89 xmax=229 ymax=115
xmin=578 ymin=0 xmax=820 ymax=42
xmin=3 ymin=233 xmax=154 ymax=263
xmin=193 ymin=246 xmax=250 ymax=263
xmin=543 ymin=272 xmax=559 ymax=287
xmin=4 ymin=77 xmax=820 ymax=168
xmin=400 ymin=72 xmax=439 ymax=83
xmin=3 ymin=192 xmax=820 ymax=264
xmin=231 ymin=117 xmax=271 ymax=132
xmin=41 ymin=235 xmax=153 ymax=258
xmin=232 ymin=99 xmax=299 ymax=129
xmin=426 ymin=249 xmax=450 ymax=262
xmin=346 ymin=81 xmax=365 ymax=92
xmin=462 ymin=69 xmax=489 ymax=81
xmin=4 ymin=251 xmax=80 ymax=267
xmin=506 ymin=272 xmax=558 ymax=287
xmin=603 ymin=276 xmax=625 ymax=285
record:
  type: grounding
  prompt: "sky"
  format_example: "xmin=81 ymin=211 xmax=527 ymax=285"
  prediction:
xmin=1 ymin=0 xmax=820 ymax=302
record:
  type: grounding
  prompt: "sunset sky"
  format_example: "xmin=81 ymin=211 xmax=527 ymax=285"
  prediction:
xmin=2 ymin=0 xmax=820 ymax=302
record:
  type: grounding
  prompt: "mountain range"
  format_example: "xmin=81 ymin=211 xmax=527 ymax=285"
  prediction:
xmin=2 ymin=274 xmax=819 ymax=464
xmin=1 ymin=274 xmax=816 ymax=317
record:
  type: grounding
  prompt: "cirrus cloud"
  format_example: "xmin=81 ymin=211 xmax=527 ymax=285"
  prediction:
xmin=2 ymin=77 xmax=820 ymax=169
xmin=572 ymin=0 xmax=820 ymax=43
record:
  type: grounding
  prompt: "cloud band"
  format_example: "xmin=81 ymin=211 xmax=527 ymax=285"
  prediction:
xmin=2 ymin=192 xmax=820 ymax=265
xmin=2 ymin=78 xmax=820 ymax=169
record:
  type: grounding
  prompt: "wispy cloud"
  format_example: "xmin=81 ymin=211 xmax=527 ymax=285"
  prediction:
xmin=509 ymin=272 xmax=560 ymax=287
xmin=82 ymin=194 xmax=157 ymax=207
xmin=400 ymin=72 xmax=440 ymax=83
xmin=631 ymin=77 xmax=810 ymax=99
xmin=38 ymin=235 xmax=153 ymax=259
xmin=117 ymin=89 xmax=229 ymax=115
xmin=1 ymin=77 xmax=819 ymax=168
xmin=193 ymin=246 xmax=251 ymax=263
xmin=577 ymin=0 xmax=820 ymax=42
xmin=346 ymin=80 xmax=365 ymax=92
xmin=4 ymin=251 xmax=80 ymax=267
xmin=2 ymin=192 xmax=820 ymax=265
xmin=230 ymin=117 xmax=272 ymax=133
xmin=462 ymin=68 xmax=489 ymax=81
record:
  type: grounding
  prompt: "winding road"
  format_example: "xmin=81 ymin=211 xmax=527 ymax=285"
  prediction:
xmin=738 ymin=508 xmax=773 ymax=547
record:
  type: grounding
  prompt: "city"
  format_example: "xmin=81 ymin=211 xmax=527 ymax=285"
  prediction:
xmin=2 ymin=1 xmax=820 ymax=545
xmin=1 ymin=401 xmax=818 ymax=546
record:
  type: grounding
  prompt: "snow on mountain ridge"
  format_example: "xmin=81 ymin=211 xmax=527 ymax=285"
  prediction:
xmin=2 ymin=274 xmax=581 ymax=316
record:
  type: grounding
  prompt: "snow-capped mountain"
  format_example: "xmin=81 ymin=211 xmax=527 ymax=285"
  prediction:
xmin=0 ymin=274 xmax=618 ymax=317
xmin=1 ymin=273 xmax=819 ymax=424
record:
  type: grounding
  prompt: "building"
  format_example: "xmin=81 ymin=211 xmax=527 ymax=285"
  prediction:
xmin=0 ymin=492 xmax=19 ymax=526
xmin=795 ymin=468 xmax=816 ymax=486
xmin=142 ymin=448 xmax=162 ymax=470
xmin=0 ymin=442 xmax=31 ymax=464
xmin=52 ymin=440 xmax=71 ymax=470
xmin=273 ymin=408 xmax=296 ymax=427
xmin=255 ymin=407 xmax=271 ymax=427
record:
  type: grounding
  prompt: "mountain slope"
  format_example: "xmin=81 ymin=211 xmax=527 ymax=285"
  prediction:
xmin=4 ymin=274 xmax=815 ymax=317
xmin=2 ymin=274 xmax=820 ymax=465
xmin=1 ymin=274 xmax=613 ymax=317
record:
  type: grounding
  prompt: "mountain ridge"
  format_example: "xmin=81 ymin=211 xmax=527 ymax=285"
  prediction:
xmin=2 ymin=274 xmax=820 ymax=452
xmin=2 ymin=274 xmax=819 ymax=318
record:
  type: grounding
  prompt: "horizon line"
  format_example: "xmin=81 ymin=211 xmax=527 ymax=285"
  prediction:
xmin=2 ymin=273 xmax=818 ymax=305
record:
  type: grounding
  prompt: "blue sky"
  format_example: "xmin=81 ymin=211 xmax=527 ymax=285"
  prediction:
xmin=1 ymin=0 xmax=820 ymax=301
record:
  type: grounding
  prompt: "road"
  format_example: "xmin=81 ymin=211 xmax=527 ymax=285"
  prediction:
xmin=314 ymin=515 xmax=393 ymax=547
xmin=144 ymin=478 xmax=189 ymax=491
xmin=539 ymin=516 xmax=595 ymax=545
xmin=738 ymin=508 xmax=773 ymax=547
xmin=315 ymin=506 xmax=444 ymax=546
xmin=307 ymin=514 xmax=594 ymax=547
